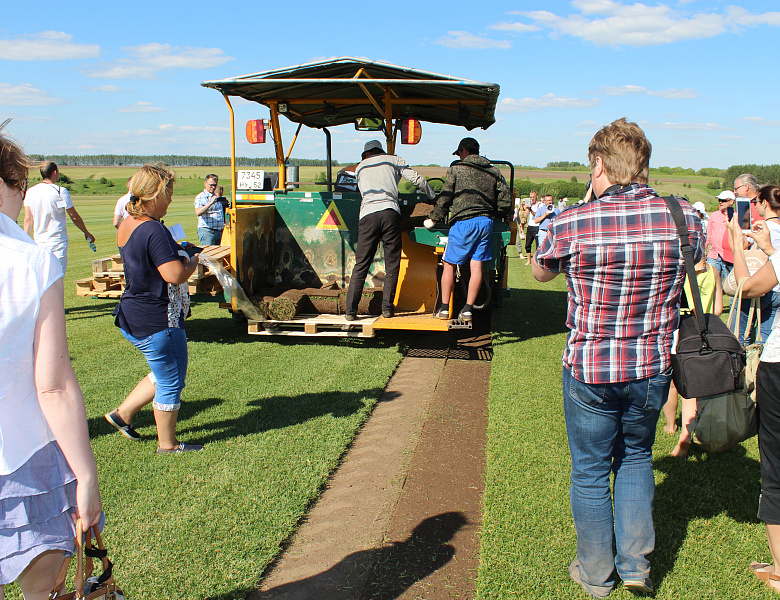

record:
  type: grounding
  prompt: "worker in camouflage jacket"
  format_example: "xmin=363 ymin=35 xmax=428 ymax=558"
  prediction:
xmin=424 ymin=137 xmax=511 ymax=321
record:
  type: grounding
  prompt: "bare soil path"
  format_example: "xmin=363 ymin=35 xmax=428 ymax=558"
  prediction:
xmin=250 ymin=327 xmax=491 ymax=600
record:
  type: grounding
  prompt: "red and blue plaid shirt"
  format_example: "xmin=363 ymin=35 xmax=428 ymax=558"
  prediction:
xmin=536 ymin=184 xmax=704 ymax=384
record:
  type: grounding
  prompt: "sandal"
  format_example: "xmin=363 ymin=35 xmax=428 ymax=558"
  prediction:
xmin=751 ymin=562 xmax=779 ymax=583
xmin=157 ymin=442 xmax=204 ymax=455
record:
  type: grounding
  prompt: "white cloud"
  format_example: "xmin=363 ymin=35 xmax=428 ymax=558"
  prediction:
xmin=727 ymin=6 xmax=780 ymax=28
xmin=648 ymin=89 xmax=698 ymax=99
xmin=499 ymin=93 xmax=600 ymax=112
xmin=490 ymin=22 xmax=540 ymax=33
xmin=435 ymin=31 xmax=511 ymax=49
xmin=0 ymin=31 xmax=99 ymax=60
xmin=2 ymin=114 xmax=53 ymax=123
xmin=524 ymin=1 xmax=725 ymax=47
xmin=158 ymin=124 xmax=229 ymax=133
xmin=86 ymin=43 xmax=233 ymax=79
xmin=85 ymin=85 xmax=126 ymax=93
xmin=741 ymin=116 xmax=780 ymax=126
xmin=0 ymin=84 xmax=66 ymax=106
xmin=116 ymin=101 xmax=163 ymax=113
xmin=512 ymin=2 xmax=780 ymax=48
xmin=595 ymin=85 xmax=697 ymax=99
xmin=651 ymin=121 xmax=729 ymax=131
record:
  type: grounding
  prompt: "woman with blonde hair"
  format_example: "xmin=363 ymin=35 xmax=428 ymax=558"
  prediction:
xmin=0 ymin=128 xmax=102 ymax=598
xmin=104 ymin=164 xmax=203 ymax=454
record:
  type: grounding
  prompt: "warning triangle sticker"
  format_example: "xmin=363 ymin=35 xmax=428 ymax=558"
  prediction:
xmin=316 ymin=201 xmax=348 ymax=230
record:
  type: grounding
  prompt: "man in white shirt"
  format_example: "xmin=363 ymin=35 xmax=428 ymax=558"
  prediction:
xmin=23 ymin=161 xmax=95 ymax=275
xmin=113 ymin=177 xmax=132 ymax=228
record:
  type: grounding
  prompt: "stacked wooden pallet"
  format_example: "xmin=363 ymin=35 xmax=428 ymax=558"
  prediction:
xmin=75 ymin=245 xmax=231 ymax=298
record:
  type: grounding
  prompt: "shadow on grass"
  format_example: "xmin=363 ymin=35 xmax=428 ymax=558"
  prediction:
xmin=491 ymin=287 xmax=570 ymax=345
xmin=234 ymin=512 xmax=466 ymax=600
xmin=652 ymin=444 xmax=761 ymax=588
xmin=176 ymin=387 xmax=387 ymax=445
xmin=64 ymin=300 xmax=116 ymax=319
xmin=90 ymin=386 xmax=389 ymax=445
xmin=88 ymin=398 xmax=223 ymax=440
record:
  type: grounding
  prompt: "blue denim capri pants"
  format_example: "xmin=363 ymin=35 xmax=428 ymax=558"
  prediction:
xmin=121 ymin=327 xmax=188 ymax=411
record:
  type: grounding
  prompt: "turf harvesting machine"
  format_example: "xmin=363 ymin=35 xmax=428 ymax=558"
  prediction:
xmin=201 ymin=57 xmax=512 ymax=337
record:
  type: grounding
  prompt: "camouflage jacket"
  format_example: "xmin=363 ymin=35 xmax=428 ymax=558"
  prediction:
xmin=428 ymin=155 xmax=512 ymax=224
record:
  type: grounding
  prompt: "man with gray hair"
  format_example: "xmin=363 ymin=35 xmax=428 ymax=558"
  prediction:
xmin=733 ymin=173 xmax=775 ymax=343
xmin=344 ymin=140 xmax=434 ymax=320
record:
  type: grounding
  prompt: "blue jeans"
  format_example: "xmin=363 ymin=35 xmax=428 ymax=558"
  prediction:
xmin=563 ymin=366 xmax=671 ymax=595
xmin=121 ymin=328 xmax=188 ymax=411
xmin=706 ymin=256 xmax=732 ymax=282
xmin=738 ymin=291 xmax=779 ymax=345
xmin=198 ymin=226 xmax=224 ymax=246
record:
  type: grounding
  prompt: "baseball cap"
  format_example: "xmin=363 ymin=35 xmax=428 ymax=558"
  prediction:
xmin=717 ymin=190 xmax=736 ymax=201
xmin=453 ymin=137 xmax=480 ymax=155
xmin=364 ymin=140 xmax=384 ymax=153
xmin=692 ymin=201 xmax=706 ymax=214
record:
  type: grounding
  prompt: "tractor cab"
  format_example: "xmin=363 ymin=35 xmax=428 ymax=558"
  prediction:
xmin=201 ymin=57 xmax=511 ymax=336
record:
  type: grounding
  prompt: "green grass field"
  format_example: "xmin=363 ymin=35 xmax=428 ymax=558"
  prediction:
xmin=478 ymin=249 xmax=770 ymax=599
xmin=5 ymin=194 xmax=405 ymax=599
xmin=5 ymin=181 xmax=761 ymax=599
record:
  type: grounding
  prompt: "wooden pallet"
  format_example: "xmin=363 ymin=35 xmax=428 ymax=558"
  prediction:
xmin=76 ymin=245 xmax=230 ymax=298
xmin=248 ymin=314 xmax=378 ymax=338
xmin=75 ymin=276 xmax=124 ymax=298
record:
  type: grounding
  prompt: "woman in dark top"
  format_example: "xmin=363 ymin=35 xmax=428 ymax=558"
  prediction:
xmin=104 ymin=164 xmax=202 ymax=454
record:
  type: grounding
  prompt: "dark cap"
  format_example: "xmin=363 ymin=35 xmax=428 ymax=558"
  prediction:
xmin=453 ymin=137 xmax=480 ymax=156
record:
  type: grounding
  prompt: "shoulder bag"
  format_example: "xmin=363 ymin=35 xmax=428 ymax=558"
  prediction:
xmin=692 ymin=278 xmax=760 ymax=453
xmin=663 ymin=195 xmax=746 ymax=398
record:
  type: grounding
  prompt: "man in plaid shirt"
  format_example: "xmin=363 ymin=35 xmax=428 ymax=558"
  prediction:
xmin=194 ymin=174 xmax=227 ymax=245
xmin=533 ymin=118 xmax=704 ymax=598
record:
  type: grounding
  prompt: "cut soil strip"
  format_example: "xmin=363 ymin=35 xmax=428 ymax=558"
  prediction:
xmin=250 ymin=351 xmax=490 ymax=600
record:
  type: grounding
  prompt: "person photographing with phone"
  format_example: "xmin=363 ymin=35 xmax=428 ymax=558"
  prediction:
xmin=730 ymin=174 xmax=775 ymax=344
xmin=706 ymin=190 xmax=736 ymax=282
xmin=537 ymin=193 xmax=559 ymax=247
xmin=194 ymin=174 xmax=228 ymax=246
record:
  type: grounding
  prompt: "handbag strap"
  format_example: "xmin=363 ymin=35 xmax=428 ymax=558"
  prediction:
xmin=726 ymin=278 xmax=764 ymax=344
xmin=662 ymin=195 xmax=709 ymax=348
xmin=49 ymin=519 xmax=86 ymax=599
xmin=85 ymin=523 xmax=115 ymax=585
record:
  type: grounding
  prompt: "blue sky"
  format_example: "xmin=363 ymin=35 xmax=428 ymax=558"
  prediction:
xmin=2 ymin=0 xmax=779 ymax=170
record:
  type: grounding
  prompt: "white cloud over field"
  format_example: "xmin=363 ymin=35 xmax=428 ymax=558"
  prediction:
xmin=435 ymin=31 xmax=511 ymax=49
xmin=499 ymin=93 xmax=600 ymax=112
xmin=86 ymin=43 xmax=233 ymax=79
xmin=494 ymin=1 xmax=780 ymax=47
xmin=0 ymin=31 xmax=99 ymax=60
xmin=0 ymin=84 xmax=66 ymax=106
xmin=116 ymin=101 xmax=163 ymax=113
xmin=596 ymin=85 xmax=698 ymax=99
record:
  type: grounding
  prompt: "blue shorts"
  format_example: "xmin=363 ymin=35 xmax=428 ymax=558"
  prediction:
xmin=443 ymin=216 xmax=494 ymax=265
xmin=121 ymin=327 xmax=188 ymax=411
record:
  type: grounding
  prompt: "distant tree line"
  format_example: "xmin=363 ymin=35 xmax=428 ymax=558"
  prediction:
xmin=25 ymin=154 xmax=340 ymax=167
xmin=723 ymin=164 xmax=780 ymax=187
xmin=545 ymin=161 xmax=587 ymax=170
